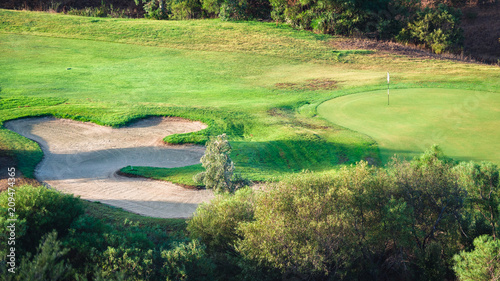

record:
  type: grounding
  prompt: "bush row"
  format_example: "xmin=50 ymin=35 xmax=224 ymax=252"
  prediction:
xmin=4 ymin=0 xmax=464 ymax=54
xmin=128 ymin=0 xmax=464 ymax=53
xmin=189 ymin=146 xmax=500 ymax=280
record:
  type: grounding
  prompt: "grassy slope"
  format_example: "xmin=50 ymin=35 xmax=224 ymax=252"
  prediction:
xmin=318 ymin=88 xmax=500 ymax=164
xmin=1 ymin=10 xmax=499 ymax=184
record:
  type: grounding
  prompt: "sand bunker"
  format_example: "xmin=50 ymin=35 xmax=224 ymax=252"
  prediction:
xmin=5 ymin=116 xmax=214 ymax=218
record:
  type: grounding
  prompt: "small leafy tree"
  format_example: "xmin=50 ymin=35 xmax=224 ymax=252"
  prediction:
xmin=194 ymin=134 xmax=248 ymax=193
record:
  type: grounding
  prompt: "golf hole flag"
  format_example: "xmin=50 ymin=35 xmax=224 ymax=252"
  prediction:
xmin=387 ymin=72 xmax=390 ymax=105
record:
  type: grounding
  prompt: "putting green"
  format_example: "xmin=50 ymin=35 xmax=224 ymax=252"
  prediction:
xmin=318 ymin=88 xmax=500 ymax=164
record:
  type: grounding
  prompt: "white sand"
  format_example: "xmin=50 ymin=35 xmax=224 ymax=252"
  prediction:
xmin=5 ymin=116 xmax=214 ymax=218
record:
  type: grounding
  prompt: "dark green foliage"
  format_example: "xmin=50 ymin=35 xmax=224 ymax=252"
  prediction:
xmin=171 ymin=0 xmax=204 ymax=19
xmin=201 ymin=0 xmax=270 ymax=20
xmin=187 ymin=187 xmax=254 ymax=253
xmin=236 ymin=163 xmax=403 ymax=280
xmin=160 ymin=241 xmax=215 ymax=281
xmin=14 ymin=231 xmax=76 ymax=281
xmin=99 ymin=246 xmax=155 ymax=279
xmin=135 ymin=0 xmax=169 ymax=19
xmin=0 ymin=231 xmax=78 ymax=281
xmin=0 ymin=185 xmax=84 ymax=255
xmin=224 ymin=147 xmax=480 ymax=280
xmin=389 ymin=146 xmax=465 ymax=252
xmin=453 ymin=235 xmax=500 ymax=281
xmin=268 ymin=0 xmax=412 ymax=38
xmin=66 ymin=5 xmax=129 ymax=18
xmin=455 ymin=161 xmax=500 ymax=239
xmin=397 ymin=4 xmax=464 ymax=54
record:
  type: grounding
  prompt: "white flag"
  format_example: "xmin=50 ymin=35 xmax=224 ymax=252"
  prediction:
xmin=387 ymin=72 xmax=390 ymax=83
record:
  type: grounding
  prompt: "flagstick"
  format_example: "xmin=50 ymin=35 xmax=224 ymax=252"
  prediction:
xmin=387 ymin=72 xmax=390 ymax=106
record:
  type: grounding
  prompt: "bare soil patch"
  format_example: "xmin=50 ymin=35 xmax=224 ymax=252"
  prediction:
xmin=4 ymin=116 xmax=214 ymax=218
xmin=275 ymin=78 xmax=338 ymax=91
xmin=330 ymin=37 xmax=483 ymax=64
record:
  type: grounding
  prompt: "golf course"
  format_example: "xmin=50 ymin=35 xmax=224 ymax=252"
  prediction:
xmin=1 ymin=10 xmax=499 ymax=184
xmin=1 ymin=4 xmax=500 ymax=280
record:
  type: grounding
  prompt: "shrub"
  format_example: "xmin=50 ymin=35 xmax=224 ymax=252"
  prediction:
xmin=2 ymin=231 xmax=76 ymax=281
xmin=171 ymin=0 xmax=203 ymax=19
xmin=397 ymin=4 xmax=463 ymax=54
xmin=0 ymin=185 xmax=84 ymax=255
xmin=202 ymin=0 xmax=269 ymax=20
xmin=100 ymin=246 xmax=155 ymax=280
xmin=160 ymin=240 xmax=215 ymax=281
xmin=135 ymin=0 xmax=169 ymax=19
xmin=187 ymin=187 xmax=254 ymax=253
xmin=454 ymin=161 xmax=500 ymax=239
xmin=453 ymin=235 xmax=500 ymax=281
xmin=236 ymin=169 xmax=372 ymax=279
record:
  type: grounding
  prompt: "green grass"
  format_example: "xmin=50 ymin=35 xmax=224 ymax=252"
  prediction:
xmin=120 ymin=164 xmax=204 ymax=187
xmin=318 ymin=88 xmax=500 ymax=164
xmin=1 ymin=9 xmax=499 ymax=182
xmin=82 ymin=199 xmax=187 ymax=231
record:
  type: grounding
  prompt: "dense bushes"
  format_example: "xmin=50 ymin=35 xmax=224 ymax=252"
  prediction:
xmin=187 ymin=188 xmax=254 ymax=253
xmin=397 ymin=4 xmax=464 ymax=54
xmin=0 ymin=185 xmax=84 ymax=255
xmin=187 ymin=146 xmax=500 ymax=280
xmin=453 ymin=235 xmax=500 ymax=281
xmin=0 ymin=185 xmax=215 ymax=280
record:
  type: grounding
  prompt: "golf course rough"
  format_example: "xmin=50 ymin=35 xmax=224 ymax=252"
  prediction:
xmin=318 ymin=88 xmax=500 ymax=164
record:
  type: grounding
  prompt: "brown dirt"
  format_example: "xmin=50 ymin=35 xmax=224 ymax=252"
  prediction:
xmin=330 ymin=37 xmax=482 ymax=64
xmin=275 ymin=79 xmax=338 ymax=91
xmin=4 ymin=116 xmax=214 ymax=218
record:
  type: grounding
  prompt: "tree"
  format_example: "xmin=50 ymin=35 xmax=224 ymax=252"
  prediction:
xmin=455 ymin=161 xmax=500 ymax=239
xmin=194 ymin=134 xmax=247 ymax=193
xmin=135 ymin=0 xmax=169 ymax=19
xmin=454 ymin=235 xmax=500 ymax=281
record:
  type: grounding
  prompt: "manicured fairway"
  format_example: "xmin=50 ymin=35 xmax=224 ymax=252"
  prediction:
xmin=318 ymin=88 xmax=500 ymax=164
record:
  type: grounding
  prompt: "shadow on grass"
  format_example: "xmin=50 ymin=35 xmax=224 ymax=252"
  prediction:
xmin=86 ymin=199 xmax=201 ymax=219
